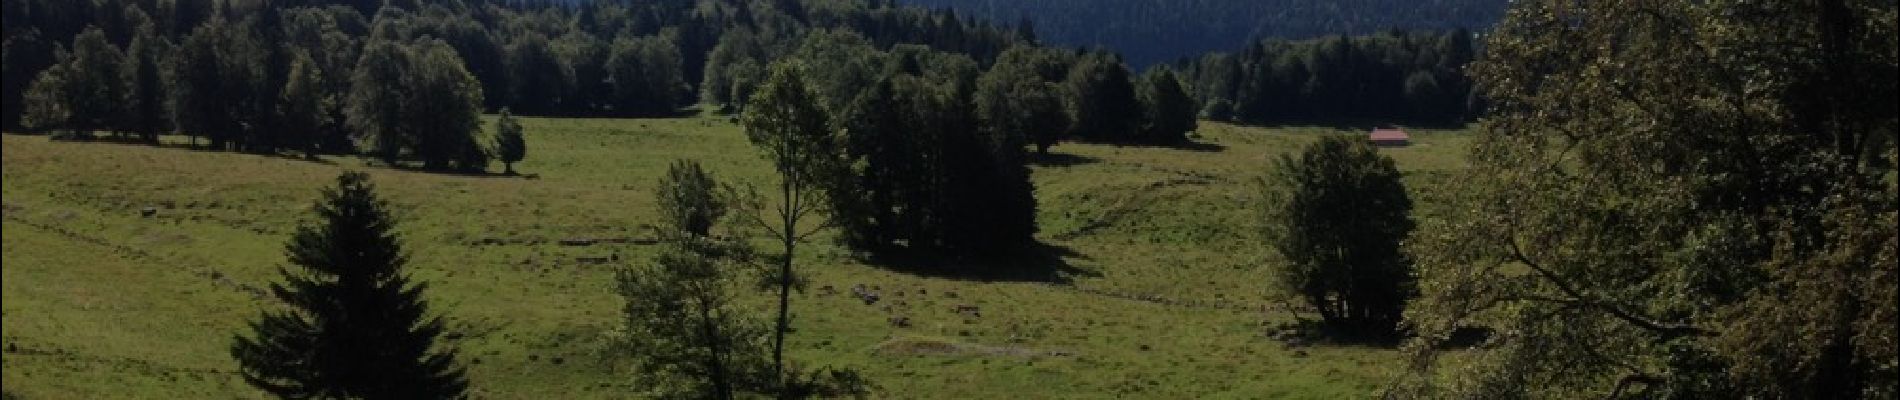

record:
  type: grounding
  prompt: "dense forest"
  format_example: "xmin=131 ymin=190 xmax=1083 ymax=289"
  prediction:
xmin=0 ymin=0 xmax=1286 ymax=257
xmin=895 ymin=0 xmax=1505 ymax=68
xmin=1176 ymin=30 xmax=1478 ymax=126
xmin=0 ymin=0 xmax=1481 ymax=257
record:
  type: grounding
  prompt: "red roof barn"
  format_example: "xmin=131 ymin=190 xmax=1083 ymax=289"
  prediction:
xmin=1369 ymin=128 xmax=1410 ymax=147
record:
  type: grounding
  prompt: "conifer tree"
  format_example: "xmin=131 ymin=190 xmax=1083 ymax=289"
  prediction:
xmin=493 ymin=108 xmax=526 ymax=175
xmin=231 ymin=172 xmax=468 ymax=399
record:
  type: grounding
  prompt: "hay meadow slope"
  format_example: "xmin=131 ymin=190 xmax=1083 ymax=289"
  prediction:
xmin=1 ymin=116 xmax=1469 ymax=398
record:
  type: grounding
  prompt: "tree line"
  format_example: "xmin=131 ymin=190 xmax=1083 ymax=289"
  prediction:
xmin=895 ymin=0 xmax=1504 ymax=68
xmin=1175 ymin=29 xmax=1478 ymax=126
xmin=0 ymin=0 xmax=1031 ymax=168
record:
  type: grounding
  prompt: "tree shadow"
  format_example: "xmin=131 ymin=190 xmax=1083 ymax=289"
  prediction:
xmin=1267 ymin=317 xmax=1411 ymax=348
xmin=1027 ymin=151 xmax=1102 ymax=167
xmin=1167 ymin=140 xmax=1226 ymax=153
xmin=384 ymin=163 xmax=520 ymax=179
xmin=859 ymin=241 xmax=1101 ymax=284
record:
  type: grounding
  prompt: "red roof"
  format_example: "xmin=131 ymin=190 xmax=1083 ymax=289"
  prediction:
xmin=1369 ymin=128 xmax=1410 ymax=142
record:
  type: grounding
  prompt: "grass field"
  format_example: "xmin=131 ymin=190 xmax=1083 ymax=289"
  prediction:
xmin=1 ymin=116 xmax=1470 ymax=399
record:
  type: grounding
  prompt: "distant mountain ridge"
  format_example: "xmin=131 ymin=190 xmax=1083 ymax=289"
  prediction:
xmin=895 ymin=0 xmax=1508 ymax=68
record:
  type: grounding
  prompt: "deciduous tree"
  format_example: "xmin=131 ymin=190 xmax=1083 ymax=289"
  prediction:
xmin=1261 ymin=136 xmax=1414 ymax=337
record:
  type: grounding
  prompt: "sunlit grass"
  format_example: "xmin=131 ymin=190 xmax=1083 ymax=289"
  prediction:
xmin=2 ymin=118 xmax=1469 ymax=398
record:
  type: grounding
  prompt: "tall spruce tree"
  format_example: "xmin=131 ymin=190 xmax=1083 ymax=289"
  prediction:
xmin=231 ymin=172 xmax=469 ymax=399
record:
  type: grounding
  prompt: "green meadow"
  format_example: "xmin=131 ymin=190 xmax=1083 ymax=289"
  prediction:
xmin=2 ymin=116 xmax=1470 ymax=398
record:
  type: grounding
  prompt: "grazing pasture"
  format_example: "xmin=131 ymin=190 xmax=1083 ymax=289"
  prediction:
xmin=2 ymin=117 xmax=1469 ymax=398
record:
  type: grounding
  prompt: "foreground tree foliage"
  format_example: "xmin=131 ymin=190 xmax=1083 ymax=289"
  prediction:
xmin=1394 ymin=0 xmax=1898 ymax=397
xmin=1261 ymin=136 xmax=1414 ymax=338
xmin=231 ymin=172 xmax=468 ymax=399
xmin=736 ymin=61 xmax=847 ymax=384
xmin=616 ymin=160 xmax=772 ymax=399
xmin=731 ymin=69 xmax=876 ymax=398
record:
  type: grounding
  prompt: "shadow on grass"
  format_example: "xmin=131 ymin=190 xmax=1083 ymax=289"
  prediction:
xmin=1169 ymin=140 xmax=1226 ymax=152
xmin=1269 ymin=317 xmax=1455 ymax=348
xmin=1027 ymin=151 xmax=1102 ymax=167
xmin=1068 ymin=138 xmax=1227 ymax=153
xmin=859 ymin=241 xmax=1101 ymax=284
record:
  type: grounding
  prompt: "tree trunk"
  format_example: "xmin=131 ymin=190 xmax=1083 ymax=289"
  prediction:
xmin=770 ymin=163 xmax=795 ymax=392
xmin=699 ymin=297 xmax=733 ymax=400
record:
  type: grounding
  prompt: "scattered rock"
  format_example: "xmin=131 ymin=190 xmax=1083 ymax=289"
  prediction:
xmin=851 ymin=284 xmax=881 ymax=305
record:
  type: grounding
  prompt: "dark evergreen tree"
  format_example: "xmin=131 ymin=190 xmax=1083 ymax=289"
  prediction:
xmin=120 ymin=20 xmax=168 ymax=144
xmin=2 ymin=29 xmax=57 ymax=131
xmin=231 ymin=172 xmax=469 ymax=399
xmin=1175 ymin=30 xmax=1476 ymax=125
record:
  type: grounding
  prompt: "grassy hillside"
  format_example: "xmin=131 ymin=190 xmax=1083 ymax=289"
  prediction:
xmin=1 ymin=117 xmax=1469 ymax=398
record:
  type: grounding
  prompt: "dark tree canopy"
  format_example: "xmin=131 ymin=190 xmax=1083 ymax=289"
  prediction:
xmin=345 ymin=38 xmax=487 ymax=171
xmin=1261 ymin=136 xmax=1415 ymax=338
xmin=1063 ymin=51 xmax=1142 ymax=143
xmin=1175 ymin=30 xmax=1478 ymax=126
xmin=895 ymin=0 xmax=1505 ymax=68
xmin=1395 ymin=0 xmax=1897 ymax=397
xmin=1136 ymin=67 xmax=1198 ymax=145
xmin=231 ymin=172 xmax=468 ymax=399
